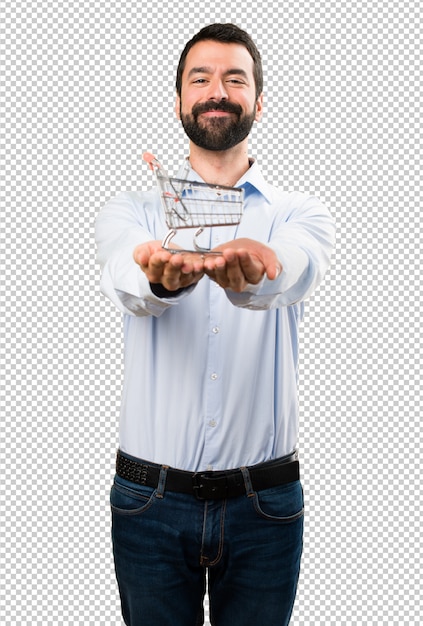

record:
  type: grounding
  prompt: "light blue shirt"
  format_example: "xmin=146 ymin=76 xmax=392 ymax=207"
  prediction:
xmin=95 ymin=159 xmax=335 ymax=471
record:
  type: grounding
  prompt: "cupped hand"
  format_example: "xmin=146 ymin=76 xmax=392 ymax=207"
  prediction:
xmin=203 ymin=238 xmax=282 ymax=293
xmin=133 ymin=241 xmax=205 ymax=291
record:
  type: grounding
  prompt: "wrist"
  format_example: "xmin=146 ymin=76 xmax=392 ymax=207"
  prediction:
xmin=150 ymin=283 xmax=188 ymax=298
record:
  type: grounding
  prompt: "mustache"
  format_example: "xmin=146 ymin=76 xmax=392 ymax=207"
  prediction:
xmin=192 ymin=100 xmax=243 ymax=117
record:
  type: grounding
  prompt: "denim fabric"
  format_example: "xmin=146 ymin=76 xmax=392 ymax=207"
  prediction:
xmin=110 ymin=468 xmax=304 ymax=626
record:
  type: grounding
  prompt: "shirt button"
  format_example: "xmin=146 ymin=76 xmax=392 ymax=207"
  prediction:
xmin=210 ymin=373 xmax=218 ymax=380
xmin=212 ymin=326 xmax=220 ymax=334
xmin=208 ymin=419 xmax=217 ymax=427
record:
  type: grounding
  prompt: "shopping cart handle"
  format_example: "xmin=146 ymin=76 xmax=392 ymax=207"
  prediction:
xmin=142 ymin=152 xmax=158 ymax=170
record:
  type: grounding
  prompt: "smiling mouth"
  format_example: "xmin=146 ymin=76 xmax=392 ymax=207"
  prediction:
xmin=201 ymin=110 xmax=233 ymax=116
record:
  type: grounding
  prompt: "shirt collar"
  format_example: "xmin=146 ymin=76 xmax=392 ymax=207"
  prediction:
xmin=176 ymin=157 xmax=273 ymax=204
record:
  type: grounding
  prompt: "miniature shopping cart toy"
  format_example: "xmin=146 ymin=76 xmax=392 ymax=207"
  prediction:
xmin=143 ymin=152 xmax=244 ymax=254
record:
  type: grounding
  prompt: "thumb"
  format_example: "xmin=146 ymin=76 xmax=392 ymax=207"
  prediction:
xmin=262 ymin=247 xmax=282 ymax=280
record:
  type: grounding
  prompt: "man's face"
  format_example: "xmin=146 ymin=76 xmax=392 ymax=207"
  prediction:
xmin=176 ymin=40 xmax=263 ymax=151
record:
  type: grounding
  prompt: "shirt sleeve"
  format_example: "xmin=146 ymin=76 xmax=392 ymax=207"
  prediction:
xmin=95 ymin=191 xmax=194 ymax=317
xmin=225 ymin=192 xmax=336 ymax=310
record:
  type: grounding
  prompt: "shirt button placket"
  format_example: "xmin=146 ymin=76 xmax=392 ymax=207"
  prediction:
xmin=203 ymin=283 xmax=223 ymax=468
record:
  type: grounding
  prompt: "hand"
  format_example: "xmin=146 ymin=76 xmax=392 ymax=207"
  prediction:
xmin=133 ymin=241 xmax=205 ymax=291
xmin=203 ymin=238 xmax=282 ymax=293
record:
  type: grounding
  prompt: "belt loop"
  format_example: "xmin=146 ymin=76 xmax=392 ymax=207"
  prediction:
xmin=240 ymin=466 xmax=255 ymax=497
xmin=156 ymin=465 xmax=169 ymax=499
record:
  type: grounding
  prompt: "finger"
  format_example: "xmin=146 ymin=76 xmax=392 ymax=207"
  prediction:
xmin=148 ymin=250 xmax=173 ymax=271
xmin=237 ymin=250 xmax=265 ymax=284
xmin=167 ymin=253 xmax=185 ymax=270
xmin=161 ymin=254 xmax=201 ymax=289
xmin=179 ymin=253 xmax=205 ymax=275
xmin=133 ymin=245 xmax=150 ymax=267
xmin=220 ymin=250 xmax=246 ymax=291
xmin=242 ymin=245 xmax=282 ymax=281
xmin=263 ymin=255 xmax=282 ymax=280
xmin=203 ymin=253 xmax=226 ymax=275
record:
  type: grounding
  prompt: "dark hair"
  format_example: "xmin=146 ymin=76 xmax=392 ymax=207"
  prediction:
xmin=176 ymin=23 xmax=263 ymax=99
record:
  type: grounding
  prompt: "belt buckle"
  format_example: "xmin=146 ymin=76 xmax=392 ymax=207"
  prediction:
xmin=192 ymin=473 xmax=228 ymax=500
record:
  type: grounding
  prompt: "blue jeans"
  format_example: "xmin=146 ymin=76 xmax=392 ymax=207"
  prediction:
xmin=110 ymin=462 xmax=304 ymax=626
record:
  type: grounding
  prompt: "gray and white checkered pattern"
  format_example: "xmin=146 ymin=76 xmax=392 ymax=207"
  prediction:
xmin=1 ymin=0 xmax=420 ymax=624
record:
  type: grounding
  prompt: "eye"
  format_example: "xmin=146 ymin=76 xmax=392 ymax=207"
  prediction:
xmin=227 ymin=78 xmax=246 ymax=86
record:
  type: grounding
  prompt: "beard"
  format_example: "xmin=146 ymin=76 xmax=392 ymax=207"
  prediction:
xmin=180 ymin=99 xmax=257 ymax=151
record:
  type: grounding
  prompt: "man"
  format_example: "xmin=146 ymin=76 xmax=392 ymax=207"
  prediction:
xmin=96 ymin=23 xmax=335 ymax=626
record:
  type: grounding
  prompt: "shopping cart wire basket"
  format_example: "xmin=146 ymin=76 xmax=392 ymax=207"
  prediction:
xmin=143 ymin=152 xmax=244 ymax=253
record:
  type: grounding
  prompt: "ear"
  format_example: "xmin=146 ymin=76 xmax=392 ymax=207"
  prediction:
xmin=255 ymin=93 xmax=264 ymax=122
xmin=175 ymin=93 xmax=181 ymax=120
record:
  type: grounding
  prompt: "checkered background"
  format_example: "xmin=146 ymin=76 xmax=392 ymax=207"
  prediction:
xmin=1 ymin=0 xmax=420 ymax=624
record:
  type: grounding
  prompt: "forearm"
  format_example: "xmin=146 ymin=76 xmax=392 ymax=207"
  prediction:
xmin=223 ymin=203 xmax=336 ymax=310
xmin=98 ymin=244 xmax=192 ymax=316
xmin=224 ymin=244 xmax=317 ymax=309
xmin=95 ymin=193 xmax=196 ymax=316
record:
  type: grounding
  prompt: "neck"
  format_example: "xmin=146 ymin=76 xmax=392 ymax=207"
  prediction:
xmin=188 ymin=140 xmax=251 ymax=187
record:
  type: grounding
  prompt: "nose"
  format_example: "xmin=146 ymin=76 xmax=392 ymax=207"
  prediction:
xmin=206 ymin=77 xmax=228 ymax=101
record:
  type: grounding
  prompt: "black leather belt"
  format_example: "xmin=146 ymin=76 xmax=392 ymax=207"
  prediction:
xmin=116 ymin=450 xmax=300 ymax=500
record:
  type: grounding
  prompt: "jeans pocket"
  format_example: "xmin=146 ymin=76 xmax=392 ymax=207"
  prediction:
xmin=110 ymin=475 xmax=156 ymax=516
xmin=252 ymin=480 xmax=304 ymax=522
